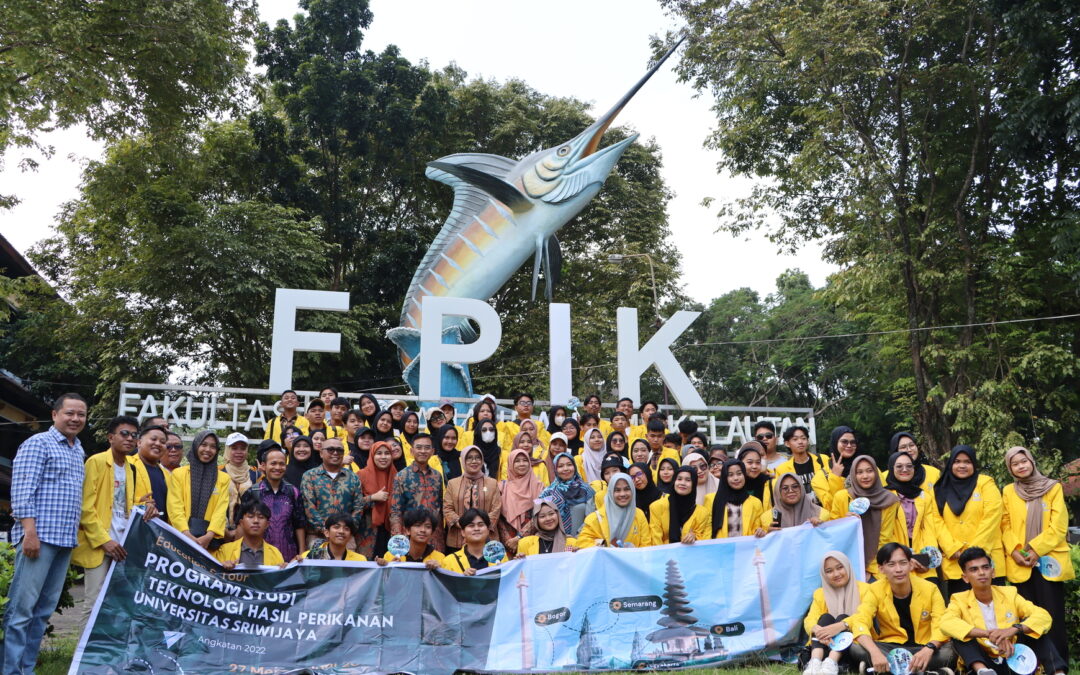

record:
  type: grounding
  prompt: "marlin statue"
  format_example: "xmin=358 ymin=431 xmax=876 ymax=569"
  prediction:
xmin=387 ymin=42 xmax=682 ymax=402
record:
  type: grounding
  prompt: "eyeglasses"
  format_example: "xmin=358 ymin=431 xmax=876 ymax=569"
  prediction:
xmin=897 ymin=442 xmax=917 ymax=451
xmin=894 ymin=464 xmax=914 ymax=471
xmin=780 ymin=484 xmax=802 ymax=493
xmin=165 ymin=444 xmax=184 ymax=451
xmin=518 ymin=401 xmax=533 ymax=407
xmin=115 ymin=430 xmax=138 ymax=439
xmin=322 ymin=447 xmax=344 ymax=455
xmin=755 ymin=433 xmax=775 ymax=440
xmin=611 ymin=438 xmax=625 ymax=444
xmin=412 ymin=444 xmax=433 ymax=451
xmin=838 ymin=439 xmax=857 ymax=446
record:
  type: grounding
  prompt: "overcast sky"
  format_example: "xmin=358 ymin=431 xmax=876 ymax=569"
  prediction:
xmin=0 ymin=0 xmax=835 ymax=304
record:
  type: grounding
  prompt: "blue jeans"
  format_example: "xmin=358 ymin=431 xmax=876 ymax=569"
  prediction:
xmin=1 ymin=540 xmax=73 ymax=674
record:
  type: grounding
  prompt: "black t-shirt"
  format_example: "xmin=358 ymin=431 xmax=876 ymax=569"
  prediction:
xmin=792 ymin=458 xmax=817 ymax=501
xmin=893 ymin=594 xmax=916 ymax=644
xmin=465 ymin=550 xmax=489 ymax=570
xmin=144 ymin=463 xmax=169 ymax=521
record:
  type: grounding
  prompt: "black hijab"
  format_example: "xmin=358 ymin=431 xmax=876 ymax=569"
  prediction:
xmin=667 ymin=467 xmax=699 ymax=543
xmin=562 ymin=418 xmax=583 ymax=453
xmin=187 ymin=430 xmax=221 ymax=524
xmin=829 ymin=426 xmax=858 ymax=478
xmin=631 ymin=462 xmax=661 ymax=518
xmin=474 ymin=419 xmax=502 ymax=478
xmin=284 ymin=435 xmax=321 ymax=486
xmin=885 ymin=451 xmax=925 ymax=500
xmin=736 ymin=444 xmax=770 ymax=501
xmin=399 ymin=411 xmax=420 ymax=445
xmin=656 ymin=457 xmax=681 ymax=495
xmin=433 ymin=424 xmax=462 ymax=480
xmin=372 ymin=410 xmax=396 ymax=443
xmin=936 ymin=445 xmax=980 ymax=516
xmin=357 ymin=394 xmax=381 ymax=427
xmin=470 ymin=400 xmax=495 ymax=433
xmin=710 ymin=459 xmax=752 ymax=537
xmin=547 ymin=406 xmax=569 ymax=435
xmin=606 ymin=430 xmax=629 ymax=459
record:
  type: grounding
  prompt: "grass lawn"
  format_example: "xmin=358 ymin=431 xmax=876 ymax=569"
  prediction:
xmin=37 ymin=636 xmax=78 ymax=675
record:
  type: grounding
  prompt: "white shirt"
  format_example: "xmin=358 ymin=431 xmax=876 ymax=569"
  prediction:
xmin=109 ymin=462 xmax=128 ymax=542
xmin=977 ymin=599 xmax=997 ymax=630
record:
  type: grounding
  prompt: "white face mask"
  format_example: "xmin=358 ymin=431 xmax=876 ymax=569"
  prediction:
xmin=481 ymin=431 xmax=496 ymax=443
xmin=554 ymin=415 xmax=565 ymax=426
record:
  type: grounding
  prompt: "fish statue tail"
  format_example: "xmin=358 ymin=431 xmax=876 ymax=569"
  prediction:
xmin=387 ymin=322 xmax=477 ymax=407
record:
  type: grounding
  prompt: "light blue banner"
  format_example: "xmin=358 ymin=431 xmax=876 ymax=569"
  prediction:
xmin=484 ymin=517 xmax=865 ymax=671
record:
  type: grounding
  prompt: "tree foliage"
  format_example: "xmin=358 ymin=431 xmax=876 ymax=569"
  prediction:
xmin=661 ymin=0 xmax=1080 ymax=465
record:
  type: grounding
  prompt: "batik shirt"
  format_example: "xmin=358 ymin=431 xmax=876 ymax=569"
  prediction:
xmin=300 ymin=467 xmax=365 ymax=533
xmin=389 ymin=463 xmax=445 ymax=550
xmin=250 ymin=479 xmax=306 ymax=560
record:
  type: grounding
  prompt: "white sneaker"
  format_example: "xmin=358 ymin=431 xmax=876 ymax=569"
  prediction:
xmin=821 ymin=659 xmax=840 ymax=675
xmin=804 ymin=658 xmax=823 ymax=675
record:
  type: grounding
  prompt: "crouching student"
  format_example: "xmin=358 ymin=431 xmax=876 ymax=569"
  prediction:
xmin=802 ymin=551 xmax=870 ymax=675
xmin=516 ymin=497 xmax=576 ymax=555
xmin=300 ymin=512 xmax=367 ymax=561
xmin=214 ymin=495 xmax=285 ymax=568
xmin=849 ymin=543 xmax=956 ymax=674
xmin=942 ymin=547 xmax=1065 ymax=675
xmin=378 ymin=507 xmax=444 ymax=568
xmin=441 ymin=509 xmax=508 ymax=574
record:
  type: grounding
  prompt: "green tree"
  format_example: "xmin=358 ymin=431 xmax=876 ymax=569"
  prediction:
xmin=661 ymin=0 xmax=1080 ymax=463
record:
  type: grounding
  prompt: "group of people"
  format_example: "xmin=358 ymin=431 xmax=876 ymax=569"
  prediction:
xmin=2 ymin=390 xmax=1073 ymax=675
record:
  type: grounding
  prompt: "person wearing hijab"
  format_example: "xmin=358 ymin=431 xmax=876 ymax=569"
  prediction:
xmin=540 ymin=452 xmax=596 ymax=536
xmin=655 ymin=457 xmax=680 ymax=496
xmin=628 ymin=463 xmax=661 ymax=520
xmin=500 ymin=427 xmax=550 ymax=484
xmin=470 ymin=418 xmax=502 ymax=479
xmin=888 ymin=432 xmax=940 ymax=486
xmin=576 ymin=427 xmax=608 ymax=483
xmin=444 ymin=446 xmax=501 ymax=551
xmin=802 ymin=551 xmax=870 ymax=675
xmin=884 ymin=451 xmax=941 ymax=578
xmin=516 ymin=497 xmax=576 ymax=555
xmin=371 ymin=410 xmax=396 ymax=443
xmin=167 ymin=430 xmax=231 ymax=551
xmin=562 ymin=418 xmax=583 ymax=454
xmin=935 ymin=445 xmax=1004 ymax=594
xmin=768 ymin=473 xmax=831 ymax=533
xmin=683 ymin=452 xmax=719 ymax=506
xmin=459 ymin=400 xmax=496 ymax=447
xmin=736 ymin=443 xmax=773 ymax=509
xmin=577 ymin=472 xmax=652 ymax=548
xmin=649 ymin=466 xmax=705 ymax=544
xmin=433 ymin=424 xmax=462 ymax=481
xmin=589 ymin=453 xmax=629 ymax=510
xmin=1001 ymin=446 xmax=1072 ymax=664
xmin=516 ymin=419 xmax=552 ymax=483
xmin=498 ymin=447 xmax=544 ymax=555
xmin=397 ymin=411 xmax=420 ymax=450
xmin=546 ymin=405 xmax=569 ymax=436
xmin=702 ymin=459 xmax=765 ymax=539
xmin=283 ymin=435 xmax=321 ymax=488
xmin=831 ymin=456 xmax=903 ymax=579
xmin=355 ymin=441 xmax=396 ymax=559
xmin=606 ymin=430 xmax=629 ymax=459
xmin=357 ymin=393 xmax=380 ymax=428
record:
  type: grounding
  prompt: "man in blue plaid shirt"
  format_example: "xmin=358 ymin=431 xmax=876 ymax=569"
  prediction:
xmin=1 ymin=393 xmax=88 ymax=674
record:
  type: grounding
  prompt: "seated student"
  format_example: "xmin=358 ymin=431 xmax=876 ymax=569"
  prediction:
xmin=168 ymin=430 xmax=231 ymax=550
xmin=803 ymin=551 xmax=871 ymax=675
xmin=577 ymin=473 xmax=652 ymax=548
xmin=379 ymin=507 xmax=444 ymax=568
xmin=301 ymin=512 xmax=367 ymax=562
xmin=517 ymin=497 xmax=577 ymax=555
xmin=832 ymin=455 xmax=905 ymax=580
xmin=849 ymin=543 xmax=955 ymax=675
xmin=941 ymin=547 xmax=1065 ymax=675
xmin=441 ymin=509 xmax=508 ymax=574
xmin=214 ymin=495 xmax=286 ymax=568
xmin=649 ymin=466 xmax=706 ymax=545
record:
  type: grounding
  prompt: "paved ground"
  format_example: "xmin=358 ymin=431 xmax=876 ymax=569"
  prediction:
xmin=45 ymin=580 xmax=86 ymax=642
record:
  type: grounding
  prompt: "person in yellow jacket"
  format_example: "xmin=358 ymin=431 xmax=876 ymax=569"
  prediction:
xmin=649 ymin=466 xmax=708 ymax=544
xmin=516 ymin=498 xmax=577 ymax=555
xmin=942 ymin=547 xmax=1066 ymax=675
xmin=883 ymin=452 xmax=943 ymax=579
xmin=934 ymin=445 xmax=1005 ymax=594
xmin=695 ymin=459 xmax=767 ymax=540
xmin=168 ymin=430 xmax=231 ymax=551
xmin=772 ymin=425 xmax=834 ymax=510
xmin=74 ymin=416 xmax=160 ymax=622
xmin=128 ymin=425 xmax=172 ymax=521
xmin=440 ymin=509 xmax=508 ymax=574
xmin=802 ymin=551 xmax=871 ymax=675
xmin=885 ymin=432 xmax=941 ymax=487
xmin=849 ymin=543 xmax=955 ymax=674
xmin=213 ymin=497 xmax=285 ymax=568
xmin=302 ymin=513 xmax=368 ymax=562
xmin=576 ymin=473 xmax=652 ymax=548
xmin=263 ymin=390 xmax=310 ymax=443
xmin=831 ymin=456 xmax=905 ymax=580
xmin=377 ymin=508 xmax=444 ymax=567
xmin=1000 ymin=446 xmax=1072 ymax=666
xmin=496 ymin=393 xmax=550 ymax=447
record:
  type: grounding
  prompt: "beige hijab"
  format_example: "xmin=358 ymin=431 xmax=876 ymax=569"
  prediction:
xmin=1004 ymin=446 xmax=1058 ymax=546
xmin=773 ymin=473 xmax=820 ymax=527
xmin=820 ymin=550 xmax=861 ymax=616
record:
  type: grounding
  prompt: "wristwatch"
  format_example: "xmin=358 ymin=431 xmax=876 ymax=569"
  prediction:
xmin=1012 ymin=623 xmax=1025 ymax=634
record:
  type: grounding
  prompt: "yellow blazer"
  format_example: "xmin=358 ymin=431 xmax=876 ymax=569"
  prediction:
xmin=517 ymin=535 xmax=577 ymax=555
xmin=1001 ymin=482 xmax=1073 ymax=582
xmin=263 ymin=414 xmax=309 ymax=443
xmin=773 ymin=455 xmax=836 ymax=512
xmin=382 ymin=549 xmax=445 ymax=564
xmin=831 ymin=489 xmax=906 ymax=576
xmin=892 ymin=487 xmax=943 ymax=578
xmin=850 ymin=576 xmax=947 ymax=645
xmin=648 ymin=495 xmax=709 ymax=544
xmin=73 ymin=452 xmax=138 ymax=568
xmin=439 ymin=548 xmax=508 ymax=573
xmin=576 ymin=507 xmax=652 ymax=548
xmin=167 ymin=466 xmax=231 ymax=537
xmin=942 ymin=586 xmax=1052 ymax=656
xmin=214 ymin=539 xmax=285 ymax=566
xmin=803 ymin=581 xmax=872 ymax=640
xmin=694 ymin=493 xmax=765 ymax=539
xmin=935 ymin=474 xmax=1005 ymax=580
xmin=301 ymin=547 xmax=366 ymax=562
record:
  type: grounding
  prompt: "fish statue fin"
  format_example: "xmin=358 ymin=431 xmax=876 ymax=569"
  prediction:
xmin=427 ymin=152 xmax=517 ymax=179
xmin=387 ymin=324 xmax=477 ymax=400
xmin=427 ymin=160 xmax=533 ymax=213
xmin=530 ymin=234 xmax=563 ymax=301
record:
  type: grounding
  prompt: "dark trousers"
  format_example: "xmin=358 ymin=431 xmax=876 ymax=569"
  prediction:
xmin=952 ymin=633 xmax=1066 ymax=675
xmin=1016 ymin=569 xmax=1068 ymax=670
xmin=849 ymin=641 xmax=957 ymax=673
xmin=810 ymin=613 xmax=851 ymax=650
xmin=372 ymin=526 xmax=391 ymax=558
